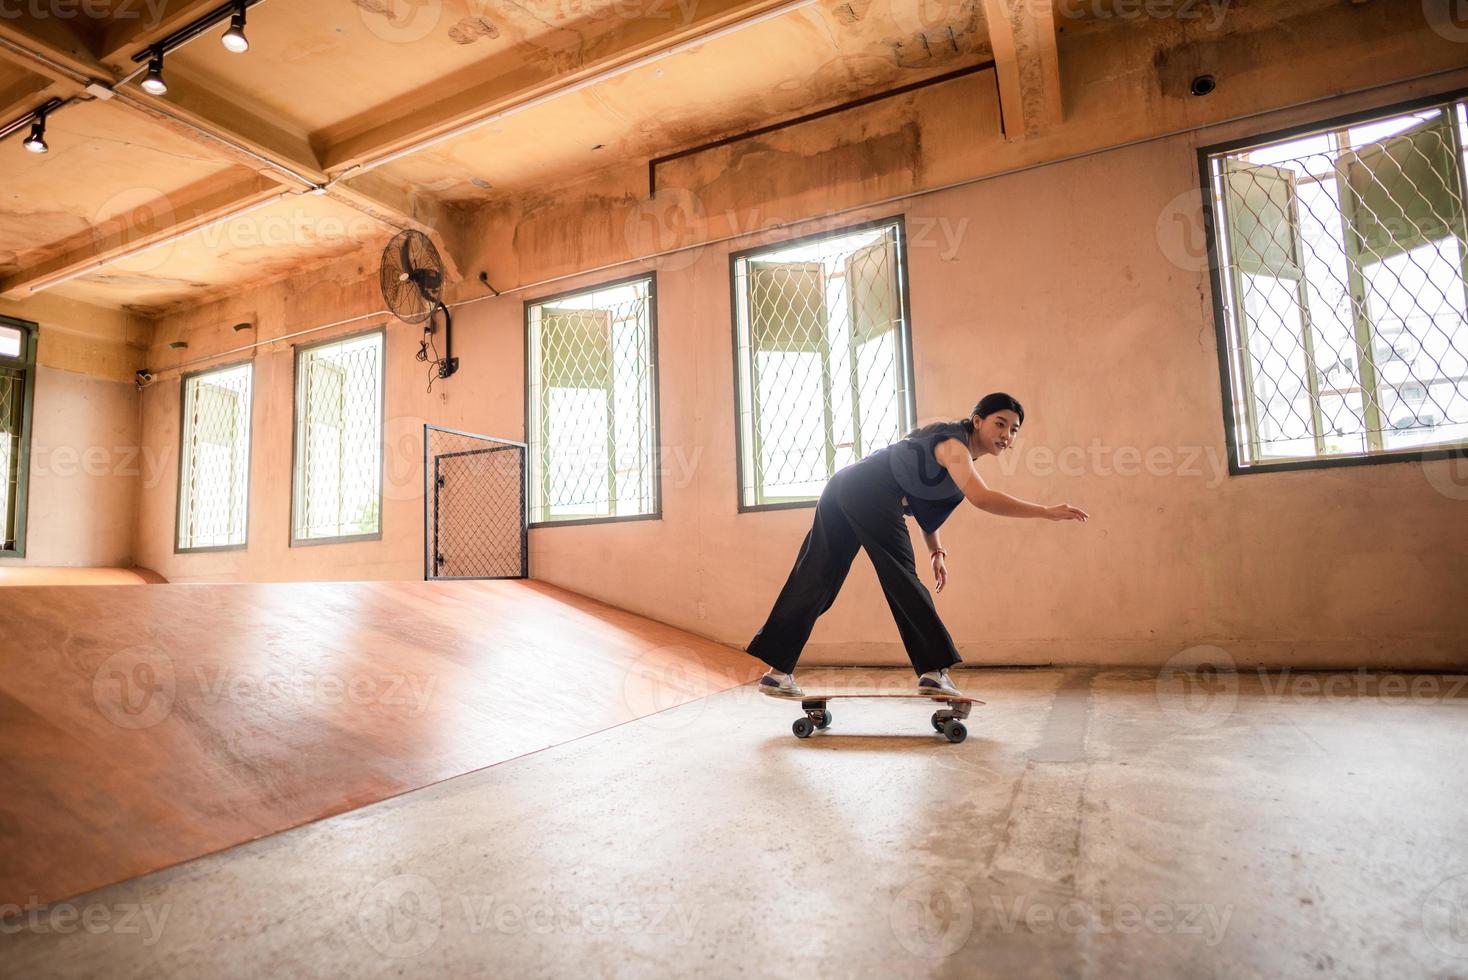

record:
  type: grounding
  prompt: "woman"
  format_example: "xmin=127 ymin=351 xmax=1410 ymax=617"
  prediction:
xmin=748 ymin=392 xmax=1088 ymax=698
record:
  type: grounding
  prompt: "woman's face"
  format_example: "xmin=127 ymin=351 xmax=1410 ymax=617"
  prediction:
xmin=973 ymin=410 xmax=1021 ymax=457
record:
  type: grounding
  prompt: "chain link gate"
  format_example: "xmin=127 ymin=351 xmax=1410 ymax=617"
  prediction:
xmin=423 ymin=425 xmax=528 ymax=580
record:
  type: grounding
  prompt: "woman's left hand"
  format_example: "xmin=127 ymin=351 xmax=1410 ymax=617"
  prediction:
xmin=931 ymin=553 xmax=947 ymax=594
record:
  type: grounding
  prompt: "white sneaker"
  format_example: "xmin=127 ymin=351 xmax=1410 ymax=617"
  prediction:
xmin=758 ymin=669 xmax=804 ymax=698
xmin=917 ymin=669 xmax=962 ymax=697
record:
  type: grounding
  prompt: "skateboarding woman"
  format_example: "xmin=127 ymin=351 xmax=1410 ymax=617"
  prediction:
xmin=748 ymin=392 xmax=1088 ymax=698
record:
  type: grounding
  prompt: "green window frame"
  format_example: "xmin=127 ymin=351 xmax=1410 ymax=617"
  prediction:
xmin=523 ymin=273 xmax=661 ymax=528
xmin=730 ymin=216 xmax=917 ymax=511
xmin=175 ymin=360 xmax=254 ymax=553
xmin=290 ymin=327 xmax=386 ymax=546
xmin=0 ymin=316 xmax=37 ymax=558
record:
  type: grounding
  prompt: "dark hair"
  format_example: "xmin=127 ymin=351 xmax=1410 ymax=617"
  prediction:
xmin=907 ymin=392 xmax=1024 ymax=440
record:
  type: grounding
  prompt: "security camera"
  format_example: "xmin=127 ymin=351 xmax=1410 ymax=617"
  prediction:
xmin=1190 ymin=74 xmax=1217 ymax=97
xmin=135 ymin=369 xmax=156 ymax=388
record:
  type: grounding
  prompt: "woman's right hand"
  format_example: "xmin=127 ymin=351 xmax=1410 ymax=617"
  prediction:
xmin=1046 ymin=504 xmax=1089 ymax=522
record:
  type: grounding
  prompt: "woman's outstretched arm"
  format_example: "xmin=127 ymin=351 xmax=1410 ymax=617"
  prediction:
xmin=934 ymin=438 xmax=1089 ymax=522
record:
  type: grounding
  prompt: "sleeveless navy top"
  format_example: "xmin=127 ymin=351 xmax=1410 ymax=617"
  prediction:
xmin=864 ymin=420 xmax=971 ymax=534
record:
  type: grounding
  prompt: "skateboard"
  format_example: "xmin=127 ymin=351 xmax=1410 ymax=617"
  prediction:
xmin=760 ymin=687 xmax=983 ymax=743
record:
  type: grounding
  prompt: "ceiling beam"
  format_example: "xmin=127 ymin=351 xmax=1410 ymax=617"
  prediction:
xmin=98 ymin=0 xmax=231 ymax=69
xmin=0 ymin=172 xmax=286 ymax=298
xmin=981 ymin=0 xmax=1062 ymax=139
xmin=325 ymin=174 xmax=466 ymax=283
xmin=0 ymin=17 xmax=108 ymax=85
xmin=321 ymin=0 xmax=815 ymax=175
xmin=0 ymin=21 xmax=467 ymax=288
xmin=0 ymin=72 xmax=57 ymax=125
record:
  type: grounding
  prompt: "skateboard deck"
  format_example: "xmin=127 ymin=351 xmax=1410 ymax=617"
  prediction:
xmin=760 ymin=687 xmax=984 ymax=742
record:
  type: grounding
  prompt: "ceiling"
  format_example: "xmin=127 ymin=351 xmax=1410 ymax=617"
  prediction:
xmin=0 ymin=0 xmax=1083 ymax=316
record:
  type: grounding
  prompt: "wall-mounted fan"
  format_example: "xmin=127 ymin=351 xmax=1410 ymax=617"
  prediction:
xmin=381 ymin=229 xmax=459 ymax=383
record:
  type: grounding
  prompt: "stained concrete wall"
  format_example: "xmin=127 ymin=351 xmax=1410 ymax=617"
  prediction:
xmin=127 ymin=68 xmax=1468 ymax=668
xmin=0 ymin=295 xmax=147 ymax=568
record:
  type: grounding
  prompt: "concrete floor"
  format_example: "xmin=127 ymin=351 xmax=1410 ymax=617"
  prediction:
xmin=3 ymin=667 xmax=1467 ymax=978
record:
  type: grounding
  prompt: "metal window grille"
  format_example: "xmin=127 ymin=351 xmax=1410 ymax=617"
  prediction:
xmin=1206 ymin=97 xmax=1468 ymax=467
xmin=292 ymin=330 xmax=385 ymax=542
xmin=0 ymin=319 xmax=34 ymax=556
xmin=424 ymin=425 xmax=527 ymax=579
xmin=525 ymin=275 xmax=658 ymax=526
xmin=732 ymin=219 xmax=915 ymax=506
xmin=177 ymin=362 xmax=253 ymax=551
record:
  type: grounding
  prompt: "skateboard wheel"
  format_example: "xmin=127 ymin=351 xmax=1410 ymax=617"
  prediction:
xmin=816 ymin=709 xmax=832 ymax=730
xmin=942 ymin=720 xmax=967 ymax=744
xmin=931 ymin=712 xmax=944 ymax=732
xmin=793 ymin=718 xmax=814 ymax=739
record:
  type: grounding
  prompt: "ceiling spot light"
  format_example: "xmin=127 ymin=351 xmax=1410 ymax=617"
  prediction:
xmin=1190 ymin=74 xmax=1216 ymax=97
xmin=221 ymin=2 xmax=249 ymax=53
xmin=22 ymin=111 xmax=47 ymax=154
xmin=141 ymin=50 xmax=168 ymax=95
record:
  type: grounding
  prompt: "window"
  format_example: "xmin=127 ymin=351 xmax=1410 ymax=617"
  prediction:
xmin=0 ymin=318 xmax=36 ymax=557
xmin=732 ymin=217 xmax=915 ymax=507
xmin=291 ymin=329 xmax=384 ymax=543
xmin=1203 ymin=93 xmax=1468 ymax=471
xmin=525 ymin=275 xmax=659 ymax=526
xmin=176 ymin=362 xmax=253 ymax=551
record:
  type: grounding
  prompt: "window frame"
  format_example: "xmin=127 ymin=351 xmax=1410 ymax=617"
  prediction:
xmin=728 ymin=214 xmax=918 ymax=514
xmin=0 ymin=316 xmax=37 ymax=559
xmin=1198 ymin=86 xmax=1468 ymax=476
xmin=174 ymin=357 xmax=256 ymax=555
xmin=288 ymin=325 xmax=387 ymax=548
xmin=521 ymin=271 xmax=663 ymax=530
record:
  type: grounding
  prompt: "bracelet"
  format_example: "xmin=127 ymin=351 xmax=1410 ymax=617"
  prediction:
xmin=930 ymin=549 xmax=947 ymax=559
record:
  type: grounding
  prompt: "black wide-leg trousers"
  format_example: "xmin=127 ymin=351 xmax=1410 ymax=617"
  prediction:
xmin=747 ymin=460 xmax=963 ymax=676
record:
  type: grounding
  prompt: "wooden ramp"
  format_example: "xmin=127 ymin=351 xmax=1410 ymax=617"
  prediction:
xmin=0 ymin=579 xmax=759 ymax=908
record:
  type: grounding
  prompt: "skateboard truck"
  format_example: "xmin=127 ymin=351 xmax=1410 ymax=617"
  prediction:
xmin=789 ymin=696 xmax=972 ymax=743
